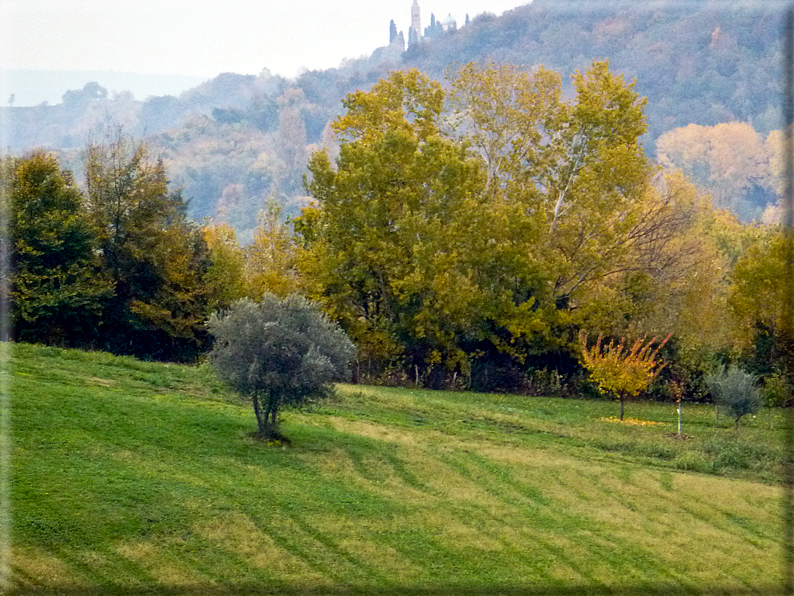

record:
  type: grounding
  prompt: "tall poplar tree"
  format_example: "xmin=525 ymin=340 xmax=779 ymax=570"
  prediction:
xmin=246 ymin=197 xmax=300 ymax=299
xmin=389 ymin=19 xmax=398 ymax=44
xmin=448 ymin=61 xmax=688 ymax=335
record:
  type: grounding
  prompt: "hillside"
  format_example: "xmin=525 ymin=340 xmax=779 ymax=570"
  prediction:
xmin=401 ymin=0 xmax=784 ymax=142
xmin=1 ymin=0 xmax=788 ymax=235
xmin=10 ymin=343 xmax=783 ymax=594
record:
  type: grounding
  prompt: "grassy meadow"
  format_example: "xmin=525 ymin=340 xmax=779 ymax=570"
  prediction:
xmin=7 ymin=342 xmax=787 ymax=595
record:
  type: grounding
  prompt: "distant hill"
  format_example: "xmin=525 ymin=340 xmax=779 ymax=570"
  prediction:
xmin=398 ymin=0 xmax=785 ymax=146
xmin=1 ymin=0 xmax=787 ymax=236
xmin=0 ymin=69 xmax=208 ymax=107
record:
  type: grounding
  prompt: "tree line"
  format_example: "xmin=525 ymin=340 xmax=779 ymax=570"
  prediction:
xmin=4 ymin=62 xmax=792 ymax=403
xmin=2 ymin=132 xmax=300 ymax=362
xmin=297 ymin=61 xmax=792 ymax=399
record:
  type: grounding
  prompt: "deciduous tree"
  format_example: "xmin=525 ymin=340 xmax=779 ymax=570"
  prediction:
xmin=448 ymin=61 xmax=699 ymax=356
xmin=656 ymin=122 xmax=777 ymax=221
xmin=85 ymin=132 xmax=210 ymax=361
xmin=727 ymin=226 xmax=794 ymax=375
xmin=300 ymin=62 xmax=719 ymax=387
xmin=301 ymin=69 xmax=544 ymax=381
xmin=579 ymin=331 xmax=670 ymax=420
xmin=246 ymin=197 xmax=300 ymax=299
xmin=203 ymin=222 xmax=247 ymax=311
xmin=448 ymin=60 xmax=655 ymax=321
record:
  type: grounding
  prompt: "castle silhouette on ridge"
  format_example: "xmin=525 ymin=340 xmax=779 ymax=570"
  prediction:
xmin=391 ymin=1 xmax=460 ymax=49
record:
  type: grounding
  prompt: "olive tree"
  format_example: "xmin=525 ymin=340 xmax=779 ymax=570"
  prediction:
xmin=704 ymin=366 xmax=762 ymax=429
xmin=207 ymin=294 xmax=355 ymax=440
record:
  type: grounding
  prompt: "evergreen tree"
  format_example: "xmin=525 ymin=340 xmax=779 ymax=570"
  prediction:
xmin=704 ymin=366 xmax=763 ymax=429
xmin=6 ymin=151 xmax=111 ymax=346
xmin=389 ymin=19 xmax=398 ymax=44
xmin=208 ymin=294 xmax=355 ymax=440
xmin=429 ymin=13 xmax=436 ymax=36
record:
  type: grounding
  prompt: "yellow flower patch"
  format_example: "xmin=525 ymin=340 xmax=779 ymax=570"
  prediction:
xmin=600 ymin=416 xmax=667 ymax=426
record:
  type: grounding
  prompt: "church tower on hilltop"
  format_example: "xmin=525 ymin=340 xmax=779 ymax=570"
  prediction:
xmin=410 ymin=0 xmax=422 ymax=45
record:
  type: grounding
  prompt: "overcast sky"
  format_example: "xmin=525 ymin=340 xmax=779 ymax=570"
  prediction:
xmin=1 ymin=0 xmax=529 ymax=79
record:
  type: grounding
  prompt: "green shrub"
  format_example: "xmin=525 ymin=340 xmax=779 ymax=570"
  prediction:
xmin=702 ymin=434 xmax=780 ymax=472
xmin=703 ymin=366 xmax=762 ymax=429
xmin=714 ymin=446 xmax=751 ymax=470
xmin=762 ymin=371 xmax=791 ymax=408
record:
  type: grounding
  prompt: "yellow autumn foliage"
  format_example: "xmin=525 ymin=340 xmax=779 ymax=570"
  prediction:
xmin=579 ymin=330 xmax=671 ymax=420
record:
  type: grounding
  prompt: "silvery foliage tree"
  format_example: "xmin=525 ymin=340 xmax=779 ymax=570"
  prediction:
xmin=208 ymin=294 xmax=355 ymax=439
xmin=703 ymin=365 xmax=762 ymax=429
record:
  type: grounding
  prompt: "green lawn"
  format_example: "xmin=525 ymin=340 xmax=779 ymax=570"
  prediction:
xmin=7 ymin=343 xmax=785 ymax=594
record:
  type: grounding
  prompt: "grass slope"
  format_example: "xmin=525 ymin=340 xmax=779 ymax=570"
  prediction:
xmin=8 ymin=343 xmax=784 ymax=595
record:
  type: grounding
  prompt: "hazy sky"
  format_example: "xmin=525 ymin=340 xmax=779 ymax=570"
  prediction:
xmin=2 ymin=0 xmax=529 ymax=79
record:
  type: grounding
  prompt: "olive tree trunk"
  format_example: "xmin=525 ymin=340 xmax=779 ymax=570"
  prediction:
xmin=252 ymin=393 xmax=280 ymax=439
